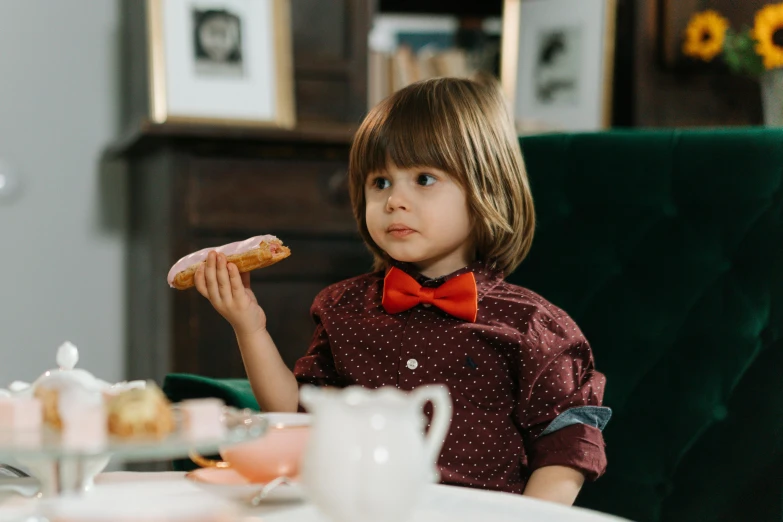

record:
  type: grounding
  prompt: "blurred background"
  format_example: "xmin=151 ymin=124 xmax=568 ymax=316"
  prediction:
xmin=0 ymin=0 xmax=778 ymax=401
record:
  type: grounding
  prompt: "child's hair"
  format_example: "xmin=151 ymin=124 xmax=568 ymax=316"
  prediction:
xmin=348 ymin=75 xmax=536 ymax=275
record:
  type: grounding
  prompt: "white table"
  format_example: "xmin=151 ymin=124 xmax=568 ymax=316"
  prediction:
xmin=0 ymin=472 xmax=632 ymax=522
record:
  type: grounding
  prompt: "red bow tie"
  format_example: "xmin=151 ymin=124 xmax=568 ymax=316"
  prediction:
xmin=382 ymin=267 xmax=478 ymax=322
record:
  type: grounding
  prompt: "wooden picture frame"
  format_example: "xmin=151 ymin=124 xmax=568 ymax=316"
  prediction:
xmin=146 ymin=0 xmax=295 ymax=128
xmin=501 ymin=0 xmax=617 ymax=132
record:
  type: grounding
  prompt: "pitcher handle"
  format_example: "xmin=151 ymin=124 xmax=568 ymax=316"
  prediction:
xmin=410 ymin=385 xmax=453 ymax=467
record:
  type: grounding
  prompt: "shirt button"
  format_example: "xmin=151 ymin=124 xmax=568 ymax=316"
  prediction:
xmin=406 ymin=359 xmax=419 ymax=370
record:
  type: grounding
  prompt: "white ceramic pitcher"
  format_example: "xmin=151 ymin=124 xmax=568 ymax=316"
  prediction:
xmin=299 ymin=384 xmax=452 ymax=522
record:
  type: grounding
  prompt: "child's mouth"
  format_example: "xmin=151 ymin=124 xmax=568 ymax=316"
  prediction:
xmin=388 ymin=228 xmax=415 ymax=238
xmin=387 ymin=225 xmax=416 ymax=238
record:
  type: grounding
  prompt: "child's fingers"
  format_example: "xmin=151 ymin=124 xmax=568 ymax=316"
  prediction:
xmin=194 ymin=265 xmax=208 ymax=298
xmin=204 ymin=251 xmax=222 ymax=305
xmin=240 ymin=271 xmax=251 ymax=289
xmin=228 ymin=264 xmax=246 ymax=297
xmin=216 ymin=254 xmax=233 ymax=303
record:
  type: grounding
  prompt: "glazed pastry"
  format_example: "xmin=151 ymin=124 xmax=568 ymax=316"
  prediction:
xmin=106 ymin=383 xmax=174 ymax=439
xmin=167 ymin=235 xmax=291 ymax=290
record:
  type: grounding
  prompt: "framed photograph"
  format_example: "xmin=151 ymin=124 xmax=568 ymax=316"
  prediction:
xmin=146 ymin=0 xmax=295 ymax=127
xmin=501 ymin=0 xmax=617 ymax=132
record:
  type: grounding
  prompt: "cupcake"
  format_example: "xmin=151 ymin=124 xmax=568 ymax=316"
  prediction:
xmin=106 ymin=383 xmax=174 ymax=439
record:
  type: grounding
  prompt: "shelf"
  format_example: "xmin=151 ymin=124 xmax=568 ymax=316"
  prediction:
xmin=105 ymin=120 xmax=358 ymax=160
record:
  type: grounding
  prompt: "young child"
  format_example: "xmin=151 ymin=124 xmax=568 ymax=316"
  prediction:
xmin=194 ymin=76 xmax=611 ymax=506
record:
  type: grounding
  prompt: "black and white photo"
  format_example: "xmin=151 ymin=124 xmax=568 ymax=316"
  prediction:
xmin=501 ymin=0 xmax=616 ymax=131
xmin=193 ymin=8 xmax=245 ymax=77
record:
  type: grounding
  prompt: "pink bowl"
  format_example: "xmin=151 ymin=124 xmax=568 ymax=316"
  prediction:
xmin=219 ymin=413 xmax=310 ymax=483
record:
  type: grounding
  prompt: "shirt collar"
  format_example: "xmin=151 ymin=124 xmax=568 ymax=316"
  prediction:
xmin=387 ymin=259 xmax=504 ymax=300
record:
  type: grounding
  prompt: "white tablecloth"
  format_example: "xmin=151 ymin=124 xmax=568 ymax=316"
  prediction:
xmin=0 ymin=472 xmax=631 ymax=522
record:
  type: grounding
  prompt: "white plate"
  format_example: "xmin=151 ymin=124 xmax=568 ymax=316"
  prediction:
xmin=185 ymin=468 xmax=303 ymax=504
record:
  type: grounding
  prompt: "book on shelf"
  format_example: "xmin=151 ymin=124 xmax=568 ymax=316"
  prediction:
xmin=368 ymin=46 xmax=475 ymax=109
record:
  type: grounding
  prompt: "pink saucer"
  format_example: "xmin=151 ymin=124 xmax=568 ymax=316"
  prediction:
xmin=185 ymin=467 xmax=303 ymax=503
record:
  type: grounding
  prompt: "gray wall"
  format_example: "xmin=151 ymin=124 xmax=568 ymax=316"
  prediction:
xmin=0 ymin=1 xmax=126 ymax=387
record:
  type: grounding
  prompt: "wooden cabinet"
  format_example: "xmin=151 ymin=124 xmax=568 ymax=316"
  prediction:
xmin=107 ymin=124 xmax=373 ymax=383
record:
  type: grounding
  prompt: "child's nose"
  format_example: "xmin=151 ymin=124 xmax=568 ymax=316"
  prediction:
xmin=385 ymin=187 xmax=409 ymax=211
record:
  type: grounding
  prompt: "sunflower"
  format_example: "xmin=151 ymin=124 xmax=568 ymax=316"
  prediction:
xmin=753 ymin=3 xmax=783 ymax=70
xmin=683 ymin=10 xmax=730 ymax=61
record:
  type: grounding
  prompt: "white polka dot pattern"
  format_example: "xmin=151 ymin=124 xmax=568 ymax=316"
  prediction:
xmin=293 ymin=260 xmax=608 ymax=493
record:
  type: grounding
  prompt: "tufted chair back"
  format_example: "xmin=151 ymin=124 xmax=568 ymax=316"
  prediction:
xmin=509 ymin=129 xmax=783 ymax=522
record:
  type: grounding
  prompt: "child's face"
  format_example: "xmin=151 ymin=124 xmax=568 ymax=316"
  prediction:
xmin=364 ymin=164 xmax=474 ymax=278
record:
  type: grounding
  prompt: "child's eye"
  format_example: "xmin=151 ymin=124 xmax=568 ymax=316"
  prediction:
xmin=417 ymin=173 xmax=437 ymax=186
xmin=371 ymin=177 xmax=391 ymax=190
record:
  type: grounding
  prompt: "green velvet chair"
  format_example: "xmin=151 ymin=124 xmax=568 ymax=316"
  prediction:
xmin=163 ymin=128 xmax=783 ymax=522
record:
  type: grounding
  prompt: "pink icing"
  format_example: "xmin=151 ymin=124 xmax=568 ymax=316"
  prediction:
xmin=167 ymin=235 xmax=279 ymax=287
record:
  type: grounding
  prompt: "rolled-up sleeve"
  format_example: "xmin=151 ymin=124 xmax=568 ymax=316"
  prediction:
xmin=514 ymin=310 xmax=610 ymax=481
xmin=527 ymin=422 xmax=607 ymax=481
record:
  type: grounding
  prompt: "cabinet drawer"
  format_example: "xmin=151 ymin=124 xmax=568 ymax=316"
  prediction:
xmin=188 ymin=158 xmax=354 ymax=233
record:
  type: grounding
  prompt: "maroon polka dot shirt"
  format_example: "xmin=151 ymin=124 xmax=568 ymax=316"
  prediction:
xmin=293 ymin=260 xmax=609 ymax=494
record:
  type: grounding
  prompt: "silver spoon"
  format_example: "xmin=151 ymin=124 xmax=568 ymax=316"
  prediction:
xmin=249 ymin=476 xmax=293 ymax=506
xmin=0 ymin=464 xmax=30 ymax=478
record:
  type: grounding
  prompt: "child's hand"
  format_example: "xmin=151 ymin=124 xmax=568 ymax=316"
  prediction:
xmin=194 ymin=251 xmax=267 ymax=336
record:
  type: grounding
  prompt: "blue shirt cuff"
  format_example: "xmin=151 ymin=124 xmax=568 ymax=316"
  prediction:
xmin=539 ymin=405 xmax=612 ymax=437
